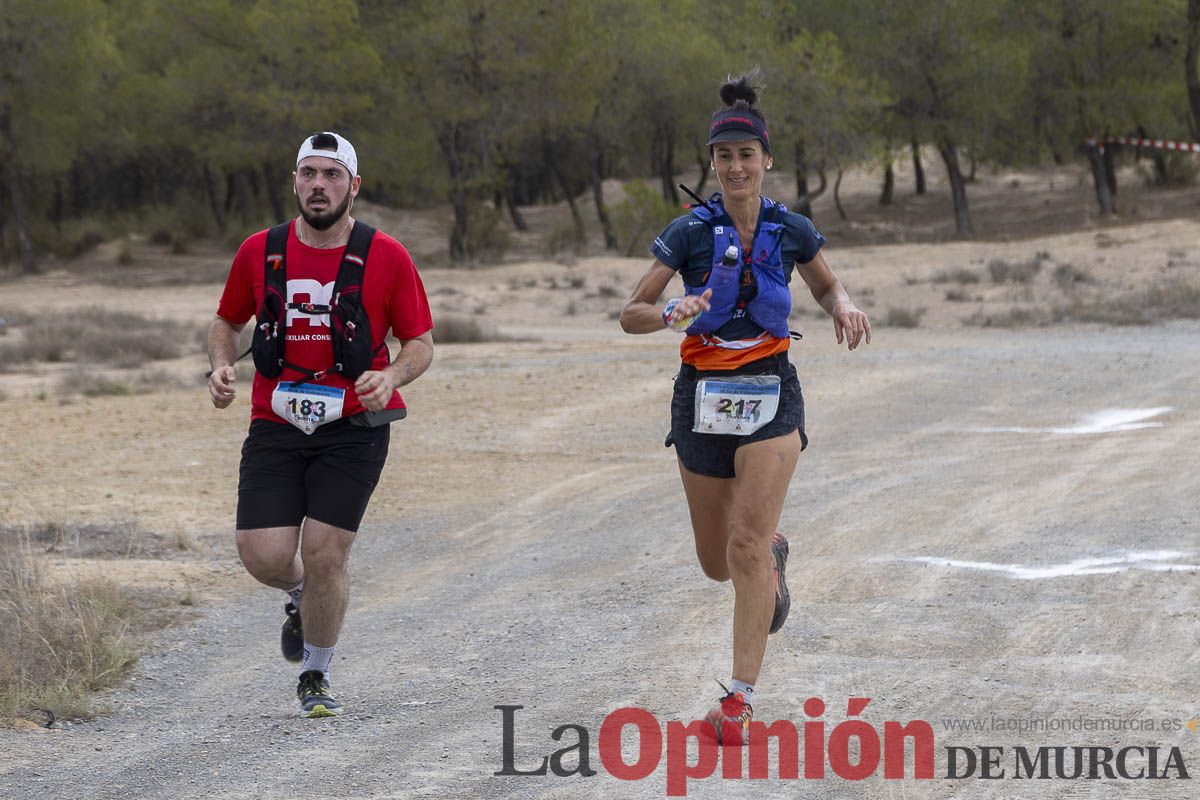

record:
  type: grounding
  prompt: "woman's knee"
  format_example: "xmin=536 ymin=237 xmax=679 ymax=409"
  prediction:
xmin=697 ymin=552 xmax=731 ymax=582
xmin=726 ymin=521 xmax=770 ymax=571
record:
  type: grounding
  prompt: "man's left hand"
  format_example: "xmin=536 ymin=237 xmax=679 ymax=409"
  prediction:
xmin=354 ymin=370 xmax=397 ymax=411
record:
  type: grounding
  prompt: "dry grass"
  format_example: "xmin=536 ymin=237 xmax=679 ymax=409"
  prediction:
xmin=0 ymin=308 xmax=205 ymax=371
xmin=885 ymin=306 xmax=925 ymax=328
xmin=1051 ymin=263 xmax=1095 ymax=289
xmin=0 ymin=527 xmax=139 ymax=721
xmin=56 ymin=366 xmax=190 ymax=399
xmin=431 ymin=314 xmax=507 ymax=343
xmin=1051 ymin=279 xmax=1200 ymax=325
xmin=966 ymin=307 xmax=1043 ymax=327
xmin=932 ymin=267 xmax=981 ymax=284
xmin=988 ymin=253 xmax=1049 ymax=284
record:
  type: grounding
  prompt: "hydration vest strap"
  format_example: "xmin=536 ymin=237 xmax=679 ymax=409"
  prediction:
xmin=281 ymin=360 xmax=327 ymax=386
xmin=334 ymin=221 xmax=376 ymax=298
xmin=287 ymin=302 xmax=334 ymax=314
xmin=263 ymin=221 xmax=291 ymax=296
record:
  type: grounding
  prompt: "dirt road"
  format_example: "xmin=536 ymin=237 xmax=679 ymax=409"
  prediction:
xmin=2 ymin=314 xmax=1198 ymax=799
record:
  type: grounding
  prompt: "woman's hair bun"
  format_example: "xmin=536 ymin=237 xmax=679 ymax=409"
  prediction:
xmin=719 ymin=70 xmax=763 ymax=107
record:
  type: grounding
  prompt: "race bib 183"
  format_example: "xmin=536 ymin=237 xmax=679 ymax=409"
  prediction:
xmin=271 ymin=382 xmax=345 ymax=435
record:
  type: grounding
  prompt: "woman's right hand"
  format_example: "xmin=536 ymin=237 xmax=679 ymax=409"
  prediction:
xmin=664 ymin=288 xmax=713 ymax=330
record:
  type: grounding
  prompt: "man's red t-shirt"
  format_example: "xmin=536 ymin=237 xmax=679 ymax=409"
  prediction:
xmin=217 ymin=221 xmax=434 ymax=424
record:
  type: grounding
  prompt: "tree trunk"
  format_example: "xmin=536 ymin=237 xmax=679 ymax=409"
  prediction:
xmin=879 ymin=161 xmax=895 ymax=205
xmin=1138 ymin=125 xmax=1169 ymax=185
xmin=1188 ymin=0 xmax=1200 ymax=139
xmin=658 ymin=122 xmax=678 ymax=205
xmin=833 ymin=169 xmax=847 ymax=221
xmin=504 ymin=183 xmax=529 ymax=231
xmin=70 ymin=162 xmax=83 ymax=218
xmin=52 ymin=178 xmax=64 ymax=233
xmin=911 ymin=138 xmax=926 ymax=194
xmin=544 ymin=139 xmax=584 ymax=243
xmin=694 ymin=151 xmax=710 ymax=196
xmin=437 ymin=123 xmax=470 ymax=261
xmin=795 ymin=139 xmax=813 ymax=217
xmin=261 ymin=162 xmax=286 ymax=222
xmin=224 ymin=171 xmax=238 ymax=216
xmin=591 ymin=152 xmax=618 ymax=250
xmin=202 ymin=163 xmax=227 ymax=232
xmin=1086 ymin=146 xmax=1116 ymax=216
xmin=936 ymin=139 xmax=973 ymax=236
xmin=5 ymin=158 xmax=36 ymax=274
xmin=0 ymin=184 xmax=7 ymax=264
xmin=1102 ymin=144 xmax=1118 ymax=197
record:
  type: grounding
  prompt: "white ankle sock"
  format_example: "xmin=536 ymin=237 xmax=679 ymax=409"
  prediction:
xmin=730 ymin=679 xmax=755 ymax=705
xmin=302 ymin=643 xmax=335 ymax=678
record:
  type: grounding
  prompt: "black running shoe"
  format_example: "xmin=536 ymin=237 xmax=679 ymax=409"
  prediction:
xmin=281 ymin=601 xmax=304 ymax=663
xmin=769 ymin=532 xmax=791 ymax=634
xmin=297 ymin=670 xmax=343 ymax=718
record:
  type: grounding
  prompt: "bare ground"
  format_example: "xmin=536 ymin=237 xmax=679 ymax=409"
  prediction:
xmin=0 ymin=164 xmax=1199 ymax=798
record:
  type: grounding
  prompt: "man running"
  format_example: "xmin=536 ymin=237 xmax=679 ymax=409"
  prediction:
xmin=208 ymin=131 xmax=434 ymax=718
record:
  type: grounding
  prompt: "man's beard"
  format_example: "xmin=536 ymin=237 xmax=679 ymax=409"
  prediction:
xmin=297 ymin=190 xmax=351 ymax=230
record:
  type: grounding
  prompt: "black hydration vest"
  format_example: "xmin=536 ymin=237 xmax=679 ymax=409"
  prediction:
xmin=250 ymin=220 xmax=382 ymax=384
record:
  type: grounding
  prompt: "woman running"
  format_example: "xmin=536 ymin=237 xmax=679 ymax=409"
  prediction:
xmin=619 ymin=72 xmax=871 ymax=744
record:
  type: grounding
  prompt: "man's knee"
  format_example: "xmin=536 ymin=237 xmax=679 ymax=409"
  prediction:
xmin=301 ymin=542 xmax=351 ymax=583
xmin=236 ymin=533 xmax=296 ymax=581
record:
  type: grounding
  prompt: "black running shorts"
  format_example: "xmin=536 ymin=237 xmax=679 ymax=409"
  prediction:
xmin=236 ymin=417 xmax=390 ymax=532
xmin=667 ymin=352 xmax=808 ymax=479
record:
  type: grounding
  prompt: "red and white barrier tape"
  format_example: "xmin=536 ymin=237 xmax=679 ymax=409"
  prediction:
xmin=1085 ymin=136 xmax=1200 ymax=153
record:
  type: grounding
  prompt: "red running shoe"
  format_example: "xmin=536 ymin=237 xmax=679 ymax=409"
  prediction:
xmin=704 ymin=689 xmax=754 ymax=745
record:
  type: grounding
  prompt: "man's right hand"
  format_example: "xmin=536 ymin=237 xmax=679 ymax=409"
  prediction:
xmin=209 ymin=365 xmax=237 ymax=409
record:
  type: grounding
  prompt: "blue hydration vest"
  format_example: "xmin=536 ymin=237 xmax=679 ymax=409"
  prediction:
xmin=684 ymin=193 xmax=792 ymax=340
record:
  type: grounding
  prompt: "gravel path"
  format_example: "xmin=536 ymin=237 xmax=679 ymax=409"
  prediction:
xmin=3 ymin=323 xmax=1198 ymax=799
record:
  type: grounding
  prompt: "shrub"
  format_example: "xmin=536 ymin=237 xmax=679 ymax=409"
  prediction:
xmin=1051 ymin=263 xmax=1094 ymax=289
xmin=932 ymin=268 xmax=980 ymax=284
xmin=546 ymin=222 xmax=584 ymax=257
xmin=0 ymin=308 xmax=203 ymax=370
xmin=1051 ymin=279 xmax=1200 ymax=325
xmin=612 ymin=180 xmax=680 ymax=256
xmin=988 ymin=255 xmax=1046 ymax=284
xmin=432 ymin=314 xmax=506 ymax=343
xmin=116 ymin=239 xmax=135 ymax=266
xmin=0 ymin=527 xmax=138 ymax=720
xmin=463 ymin=204 xmax=511 ymax=263
xmin=885 ymin=307 xmax=925 ymax=328
xmin=966 ymin=307 xmax=1044 ymax=327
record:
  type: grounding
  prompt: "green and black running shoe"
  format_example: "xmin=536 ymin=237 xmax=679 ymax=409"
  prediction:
xmin=769 ymin=532 xmax=791 ymax=634
xmin=281 ymin=601 xmax=304 ymax=663
xmin=297 ymin=670 xmax=343 ymax=718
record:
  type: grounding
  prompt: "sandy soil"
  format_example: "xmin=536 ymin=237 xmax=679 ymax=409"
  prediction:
xmin=0 ymin=165 xmax=1198 ymax=798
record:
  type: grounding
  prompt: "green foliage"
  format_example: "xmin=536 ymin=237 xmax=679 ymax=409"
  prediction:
xmin=612 ymin=180 xmax=681 ymax=256
xmin=2 ymin=0 xmax=1199 ymax=261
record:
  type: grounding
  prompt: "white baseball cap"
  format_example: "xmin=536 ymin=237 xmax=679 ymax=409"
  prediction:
xmin=296 ymin=131 xmax=358 ymax=177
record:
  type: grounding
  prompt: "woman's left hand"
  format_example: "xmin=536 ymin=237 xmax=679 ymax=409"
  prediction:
xmin=832 ymin=303 xmax=872 ymax=351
